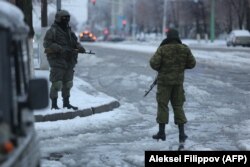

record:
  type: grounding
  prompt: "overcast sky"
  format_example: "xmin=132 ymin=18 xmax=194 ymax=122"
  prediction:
xmin=33 ymin=0 xmax=88 ymax=30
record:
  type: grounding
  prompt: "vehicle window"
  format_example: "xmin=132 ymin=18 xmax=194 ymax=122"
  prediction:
xmin=0 ymin=29 xmax=12 ymax=124
xmin=11 ymin=40 xmax=30 ymax=96
xmin=21 ymin=41 xmax=31 ymax=91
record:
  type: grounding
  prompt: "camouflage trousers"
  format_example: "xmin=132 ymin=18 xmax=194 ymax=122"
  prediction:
xmin=156 ymin=84 xmax=187 ymax=125
xmin=49 ymin=67 xmax=74 ymax=99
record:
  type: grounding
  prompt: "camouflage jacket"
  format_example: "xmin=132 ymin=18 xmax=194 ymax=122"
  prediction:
xmin=150 ymin=42 xmax=196 ymax=85
xmin=43 ymin=23 xmax=84 ymax=69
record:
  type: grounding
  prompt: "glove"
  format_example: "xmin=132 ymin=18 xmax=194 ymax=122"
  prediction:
xmin=78 ymin=47 xmax=86 ymax=53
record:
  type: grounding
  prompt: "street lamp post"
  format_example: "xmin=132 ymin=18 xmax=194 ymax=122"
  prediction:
xmin=194 ymin=0 xmax=201 ymax=43
xmin=210 ymin=0 xmax=215 ymax=42
xmin=132 ymin=0 xmax=136 ymax=40
xmin=57 ymin=0 xmax=61 ymax=11
xmin=110 ymin=0 xmax=114 ymax=34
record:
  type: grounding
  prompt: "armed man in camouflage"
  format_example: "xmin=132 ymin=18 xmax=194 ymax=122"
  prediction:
xmin=43 ymin=10 xmax=85 ymax=110
xmin=150 ymin=29 xmax=196 ymax=143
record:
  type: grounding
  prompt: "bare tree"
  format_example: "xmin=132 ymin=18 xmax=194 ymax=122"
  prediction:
xmin=230 ymin=0 xmax=248 ymax=29
xmin=87 ymin=0 xmax=250 ymax=38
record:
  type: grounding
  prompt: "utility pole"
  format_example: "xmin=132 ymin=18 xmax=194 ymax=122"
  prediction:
xmin=210 ymin=0 xmax=215 ymax=42
xmin=132 ymin=0 xmax=136 ymax=40
xmin=118 ymin=0 xmax=123 ymax=17
xmin=162 ymin=0 xmax=167 ymax=38
xmin=118 ymin=0 xmax=124 ymax=36
xmin=41 ymin=0 xmax=48 ymax=27
xmin=39 ymin=0 xmax=49 ymax=70
xmin=111 ymin=0 xmax=116 ymax=35
xmin=57 ymin=0 xmax=61 ymax=11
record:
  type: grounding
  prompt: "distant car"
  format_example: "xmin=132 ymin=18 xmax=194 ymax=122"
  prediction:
xmin=106 ymin=35 xmax=125 ymax=42
xmin=79 ymin=31 xmax=96 ymax=42
xmin=226 ymin=30 xmax=250 ymax=47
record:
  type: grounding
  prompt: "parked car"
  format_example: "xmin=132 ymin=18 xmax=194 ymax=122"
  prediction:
xmin=0 ymin=1 xmax=48 ymax=167
xmin=226 ymin=30 xmax=250 ymax=47
xmin=79 ymin=31 xmax=96 ymax=42
xmin=106 ymin=35 xmax=125 ymax=42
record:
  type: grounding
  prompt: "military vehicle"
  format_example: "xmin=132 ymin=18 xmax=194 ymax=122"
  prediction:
xmin=0 ymin=1 xmax=48 ymax=167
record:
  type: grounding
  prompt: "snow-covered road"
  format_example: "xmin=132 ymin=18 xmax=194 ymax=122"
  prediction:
xmin=35 ymin=42 xmax=250 ymax=167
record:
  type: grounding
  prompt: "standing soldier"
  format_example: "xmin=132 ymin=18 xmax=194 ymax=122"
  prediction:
xmin=43 ymin=10 xmax=85 ymax=110
xmin=149 ymin=29 xmax=196 ymax=144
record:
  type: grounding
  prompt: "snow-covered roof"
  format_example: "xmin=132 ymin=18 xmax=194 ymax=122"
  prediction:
xmin=231 ymin=30 xmax=250 ymax=36
xmin=0 ymin=1 xmax=29 ymax=40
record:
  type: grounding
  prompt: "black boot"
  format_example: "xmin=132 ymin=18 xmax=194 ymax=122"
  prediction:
xmin=152 ymin=123 xmax=166 ymax=141
xmin=178 ymin=124 xmax=188 ymax=143
xmin=51 ymin=98 xmax=60 ymax=110
xmin=63 ymin=97 xmax=78 ymax=110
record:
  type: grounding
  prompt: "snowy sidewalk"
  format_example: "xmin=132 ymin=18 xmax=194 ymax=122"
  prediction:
xmin=33 ymin=70 xmax=120 ymax=122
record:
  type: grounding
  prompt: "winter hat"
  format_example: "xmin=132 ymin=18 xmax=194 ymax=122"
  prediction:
xmin=167 ymin=28 xmax=180 ymax=40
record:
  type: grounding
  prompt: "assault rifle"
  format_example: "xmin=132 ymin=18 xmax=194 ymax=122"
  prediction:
xmin=84 ymin=50 xmax=95 ymax=55
xmin=44 ymin=48 xmax=95 ymax=55
xmin=144 ymin=76 xmax=157 ymax=97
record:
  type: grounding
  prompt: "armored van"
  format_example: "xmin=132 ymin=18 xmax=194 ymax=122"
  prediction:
xmin=0 ymin=1 xmax=48 ymax=167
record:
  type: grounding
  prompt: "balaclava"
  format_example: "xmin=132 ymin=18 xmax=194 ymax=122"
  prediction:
xmin=55 ymin=10 xmax=70 ymax=31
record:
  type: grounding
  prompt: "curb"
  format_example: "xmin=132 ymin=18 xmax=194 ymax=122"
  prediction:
xmin=35 ymin=101 xmax=120 ymax=122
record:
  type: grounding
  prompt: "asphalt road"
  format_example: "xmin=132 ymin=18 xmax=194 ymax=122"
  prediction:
xmin=75 ymin=43 xmax=250 ymax=151
xmin=38 ymin=44 xmax=250 ymax=166
xmin=76 ymin=43 xmax=250 ymax=103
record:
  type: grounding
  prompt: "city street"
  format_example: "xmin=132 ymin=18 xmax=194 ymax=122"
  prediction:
xmin=2 ymin=0 xmax=250 ymax=167
xmin=76 ymin=44 xmax=250 ymax=150
xmin=37 ymin=43 xmax=250 ymax=167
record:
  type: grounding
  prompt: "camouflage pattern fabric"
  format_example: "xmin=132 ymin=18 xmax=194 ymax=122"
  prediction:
xmin=150 ymin=41 xmax=196 ymax=124
xmin=43 ymin=11 xmax=85 ymax=100
xmin=156 ymin=84 xmax=187 ymax=124
xmin=49 ymin=67 xmax=74 ymax=99
xmin=43 ymin=23 xmax=84 ymax=69
xmin=150 ymin=42 xmax=196 ymax=85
